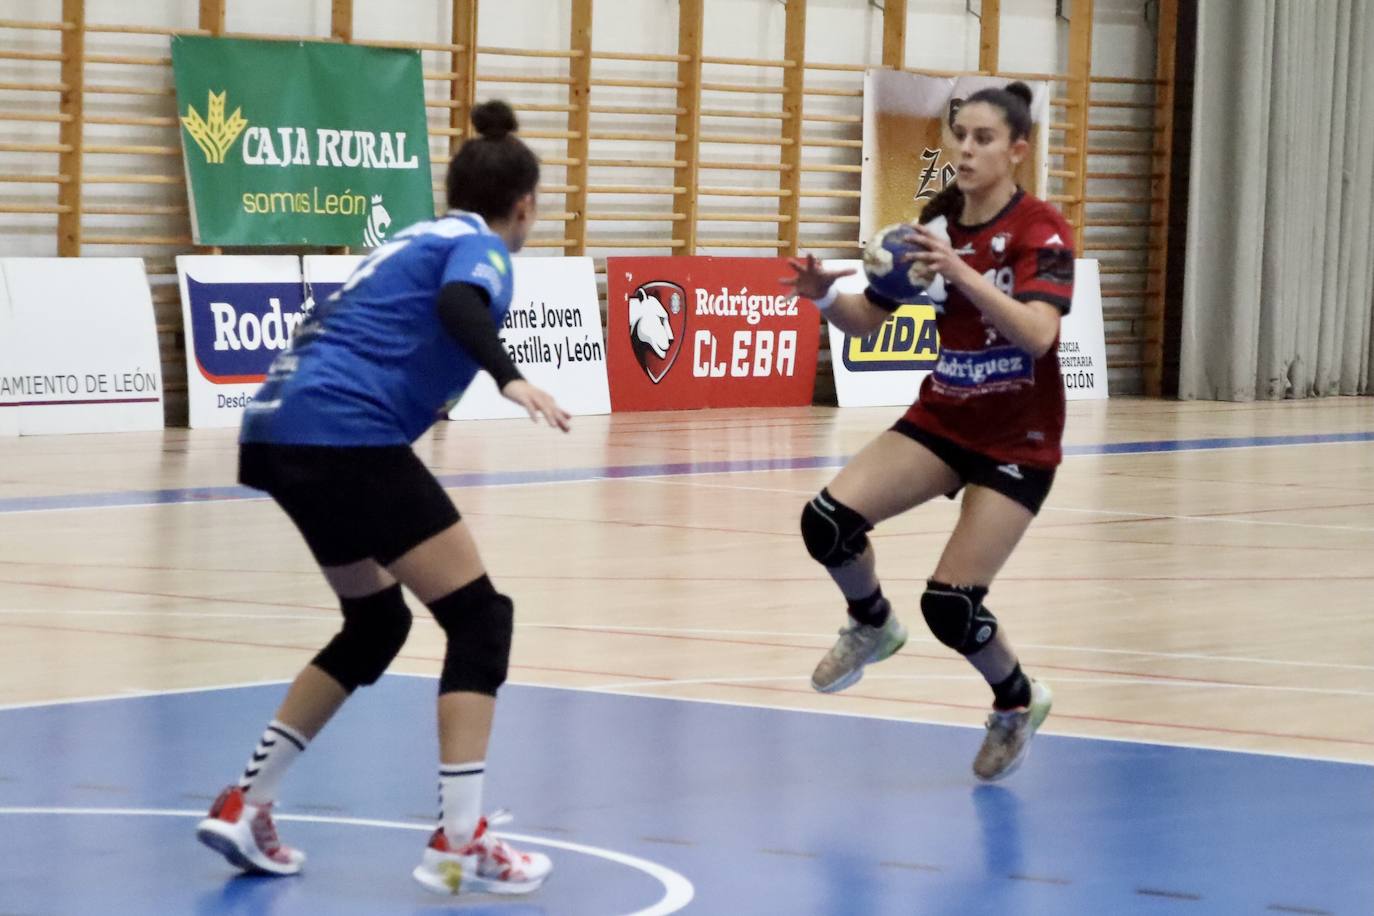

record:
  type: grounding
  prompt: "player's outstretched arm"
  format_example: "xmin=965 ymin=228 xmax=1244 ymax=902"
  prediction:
xmin=782 ymin=254 xmax=890 ymax=337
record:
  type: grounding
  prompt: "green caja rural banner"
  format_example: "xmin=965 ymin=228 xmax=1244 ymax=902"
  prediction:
xmin=171 ymin=36 xmax=434 ymax=247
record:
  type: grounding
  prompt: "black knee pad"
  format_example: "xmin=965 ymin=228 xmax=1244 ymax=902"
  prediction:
xmin=314 ymin=584 xmax=413 ymax=691
xmin=920 ymin=580 xmax=997 ymax=656
xmin=800 ymin=488 xmax=873 ymax=567
xmin=428 ymin=575 xmax=514 ymax=697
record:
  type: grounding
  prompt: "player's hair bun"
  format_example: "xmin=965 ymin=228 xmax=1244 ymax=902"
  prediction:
xmin=1004 ymin=81 xmax=1033 ymax=109
xmin=471 ymin=100 xmax=518 ymax=141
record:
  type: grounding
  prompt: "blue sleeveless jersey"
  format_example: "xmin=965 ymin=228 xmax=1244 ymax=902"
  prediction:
xmin=240 ymin=212 xmax=514 ymax=446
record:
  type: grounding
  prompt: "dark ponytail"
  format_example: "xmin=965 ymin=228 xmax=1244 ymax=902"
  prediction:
xmin=445 ymin=100 xmax=540 ymax=221
xmin=964 ymin=80 xmax=1034 ymax=141
xmin=920 ymin=183 xmax=963 ymax=225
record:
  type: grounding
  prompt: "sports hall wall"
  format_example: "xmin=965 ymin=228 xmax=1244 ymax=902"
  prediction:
xmin=0 ymin=0 xmax=1173 ymax=423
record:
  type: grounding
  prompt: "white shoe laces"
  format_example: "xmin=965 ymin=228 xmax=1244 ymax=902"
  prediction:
xmin=250 ymin=804 xmax=283 ymax=853
xmin=985 ymin=708 xmax=1025 ymax=735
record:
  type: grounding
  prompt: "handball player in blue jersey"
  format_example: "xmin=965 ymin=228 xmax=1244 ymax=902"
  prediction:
xmin=196 ymin=100 xmax=566 ymax=896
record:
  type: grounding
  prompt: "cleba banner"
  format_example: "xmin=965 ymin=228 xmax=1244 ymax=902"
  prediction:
xmin=606 ymin=257 xmax=821 ymax=411
xmin=171 ymin=36 xmax=433 ymax=247
xmin=177 ymin=255 xmax=307 ymax=428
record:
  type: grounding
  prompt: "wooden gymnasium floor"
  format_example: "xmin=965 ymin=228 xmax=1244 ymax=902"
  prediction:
xmin=0 ymin=397 xmax=1371 ymax=914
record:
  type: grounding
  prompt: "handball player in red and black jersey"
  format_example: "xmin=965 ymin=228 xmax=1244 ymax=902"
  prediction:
xmin=784 ymin=82 xmax=1074 ymax=781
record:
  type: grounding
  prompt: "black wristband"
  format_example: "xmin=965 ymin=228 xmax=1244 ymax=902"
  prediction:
xmin=863 ymin=286 xmax=902 ymax=313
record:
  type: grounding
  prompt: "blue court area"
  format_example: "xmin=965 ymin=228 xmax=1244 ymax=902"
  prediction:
xmin=1 ymin=677 xmax=1370 ymax=915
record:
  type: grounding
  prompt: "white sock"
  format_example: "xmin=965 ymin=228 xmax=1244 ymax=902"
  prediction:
xmin=439 ymin=761 xmax=485 ymax=841
xmin=239 ymin=720 xmax=308 ymax=805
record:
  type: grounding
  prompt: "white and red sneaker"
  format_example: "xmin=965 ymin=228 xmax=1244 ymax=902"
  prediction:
xmin=195 ymin=786 xmax=305 ymax=876
xmin=412 ymin=813 xmax=552 ymax=896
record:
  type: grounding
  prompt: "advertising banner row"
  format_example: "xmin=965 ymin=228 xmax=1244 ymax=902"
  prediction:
xmin=177 ymin=254 xmax=1106 ymax=431
xmin=1 ymin=253 xmax=1105 ymax=437
xmin=0 ymin=259 xmax=164 ymax=437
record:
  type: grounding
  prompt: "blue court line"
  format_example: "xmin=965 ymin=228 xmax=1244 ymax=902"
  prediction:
xmin=1063 ymin=429 xmax=1374 ymax=455
xmin=0 ymin=430 xmax=1370 ymax=515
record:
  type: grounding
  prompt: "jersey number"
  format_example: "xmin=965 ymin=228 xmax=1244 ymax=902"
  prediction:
xmin=983 ymin=267 xmax=1015 ymax=297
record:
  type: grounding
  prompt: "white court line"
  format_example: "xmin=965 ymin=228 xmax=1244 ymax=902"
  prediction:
xmin=618 ymin=476 xmax=817 ymax=497
xmin=1 ymin=672 xmax=1369 ymax=768
xmin=0 ymin=807 xmax=693 ymax=916
xmin=1044 ymin=504 xmax=1374 ymax=534
xmin=3 ymin=608 xmax=1370 ymax=675
xmin=0 ymin=678 xmax=291 ymax=712
xmin=479 ymin=677 xmax=1374 ymax=769
xmin=634 ymin=480 xmax=1374 ymax=538
xmin=620 ymin=466 xmax=1374 ymax=533
xmin=0 ymin=608 xmax=332 ymax=622
xmin=519 ymin=621 xmax=1374 ymax=674
xmin=0 ymin=495 xmax=275 ymax=517
xmin=578 ymin=671 xmax=1374 ymax=699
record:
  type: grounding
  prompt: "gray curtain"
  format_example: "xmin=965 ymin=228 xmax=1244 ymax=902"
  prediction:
xmin=1180 ymin=0 xmax=1374 ymax=399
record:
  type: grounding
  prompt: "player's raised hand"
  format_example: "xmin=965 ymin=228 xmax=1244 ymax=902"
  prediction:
xmin=782 ymin=253 xmax=856 ymax=302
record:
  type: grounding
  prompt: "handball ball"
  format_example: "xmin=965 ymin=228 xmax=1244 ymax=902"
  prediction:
xmin=863 ymin=216 xmax=949 ymax=303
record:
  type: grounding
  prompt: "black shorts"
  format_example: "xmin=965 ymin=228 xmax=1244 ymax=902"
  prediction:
xmin=891 ymin=419 xmax=1056 ymax=515
xmin=239 ymin=443 xmax=460 ymax=567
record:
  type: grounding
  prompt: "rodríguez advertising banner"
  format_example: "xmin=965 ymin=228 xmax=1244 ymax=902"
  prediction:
xmin=172 ymin=36 xmax=433 ymax=247
xmin=176 ymin=255 xmax=306 ymax=428
xmin=606 ymin=257 xmax=821 ymax=411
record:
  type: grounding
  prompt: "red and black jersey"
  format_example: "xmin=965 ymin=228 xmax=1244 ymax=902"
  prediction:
xmin=895 ymin=189 xmax=1075 ymax=469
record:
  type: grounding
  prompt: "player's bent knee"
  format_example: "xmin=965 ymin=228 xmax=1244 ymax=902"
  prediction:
xmin=920 ymin=580 xmax=997 ymax=656
xmin=427 ymin=575 xmax=514 ymax=696
xmin=800 ymin=488 xmax=873 ymax=567
xmin=314 ymin=584 xmax=413 ymax=691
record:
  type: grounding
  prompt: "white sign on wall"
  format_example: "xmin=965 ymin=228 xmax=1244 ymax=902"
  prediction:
xmin=0 ymin=269 xmax=18 ymax=437
xmin=176 ymin=255 xmax=306 ymax=429
xmin=1059 ymin=259 xmax=1110 ymax=401
xmin=450 ymin=256 xmax=611 ymax=421
xmin=0 ymin=258 xmax=164 ymax=435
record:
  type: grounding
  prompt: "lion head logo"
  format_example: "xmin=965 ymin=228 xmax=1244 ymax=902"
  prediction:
xmin=627 ymin=280 xmax=687 ymax=384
